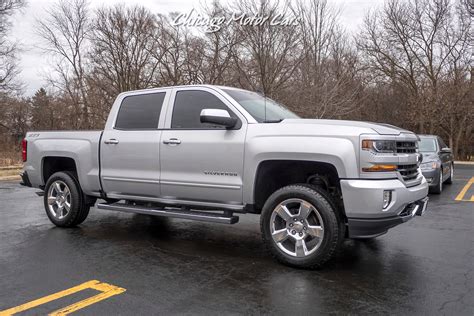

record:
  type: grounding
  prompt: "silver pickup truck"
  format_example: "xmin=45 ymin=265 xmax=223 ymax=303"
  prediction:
xmin=21 ymin=85 xmax=429 ymax=268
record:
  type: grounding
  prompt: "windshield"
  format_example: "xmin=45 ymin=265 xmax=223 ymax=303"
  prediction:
xmin=222 ymin=89 xmax=299 ymax=123
xmin=418 ymin=138 xmax=437 ymax=152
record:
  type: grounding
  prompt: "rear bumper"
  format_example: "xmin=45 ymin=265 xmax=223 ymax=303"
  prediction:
xmin=347 ymin=197 xmax=428 ymax=238
xmin=20 ymin=171 xmax=32 ymax=187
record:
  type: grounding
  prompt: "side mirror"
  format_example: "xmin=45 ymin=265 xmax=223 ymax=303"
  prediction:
xmin=200 ymin=109 xmax=237 ymax=129
xmin=441 ymin=147 xmax=452 ymax=154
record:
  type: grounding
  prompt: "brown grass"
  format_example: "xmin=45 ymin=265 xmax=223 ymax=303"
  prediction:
xmin=0 ymin=168 xmax=22 ymax=177
xmin=0 ymin=150 xmax=21 ymax=167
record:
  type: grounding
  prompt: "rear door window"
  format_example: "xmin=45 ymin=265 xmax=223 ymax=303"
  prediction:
xmin=115 ymin=93 xmax=166 ymax=129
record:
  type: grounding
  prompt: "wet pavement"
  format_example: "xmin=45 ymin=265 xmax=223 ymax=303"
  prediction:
xmin=0 ymin=165 xmax=473 ymax=315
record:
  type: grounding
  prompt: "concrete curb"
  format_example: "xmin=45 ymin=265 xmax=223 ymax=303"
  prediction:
xmin=454 ymin=161 xmax=474 ymax=165
xmin=0 ymin=165 xmax=22 ymax=170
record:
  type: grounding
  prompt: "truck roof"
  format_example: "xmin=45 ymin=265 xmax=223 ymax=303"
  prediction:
xmin=116 ymin=84 xmax=239 ymax=97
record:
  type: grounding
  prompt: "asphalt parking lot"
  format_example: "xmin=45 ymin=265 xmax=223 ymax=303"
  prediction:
xmin=0 ymin=165 xmax=473 ymax=315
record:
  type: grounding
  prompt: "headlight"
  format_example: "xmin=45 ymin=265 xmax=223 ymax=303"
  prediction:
xmin=362 ymin=140 xmax=396 ymax=153
xmin=420 ymin=161 xmax=439 ymax=170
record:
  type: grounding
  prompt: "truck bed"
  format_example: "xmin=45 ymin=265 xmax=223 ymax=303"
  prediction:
xmin=24 ymin=130 xmax=104 ymax=196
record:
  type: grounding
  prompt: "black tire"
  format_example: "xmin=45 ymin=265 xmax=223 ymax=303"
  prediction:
xmin=445 ymin=163 xmax=453 ymax=184
xmin=430 ymin=169 xmax=443 ymax=194
xmin=44 ymin=171 xmax=90 ymax=227
xmin=260 ymin=184 xmax=344 ymax=269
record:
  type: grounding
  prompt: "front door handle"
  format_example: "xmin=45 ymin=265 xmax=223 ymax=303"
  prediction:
xmin=163 ymin=138 xmax=181 ymax=145
xmin=104 ymin=139 xmax=119 ymax=145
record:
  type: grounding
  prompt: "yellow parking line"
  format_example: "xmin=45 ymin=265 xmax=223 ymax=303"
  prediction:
xmin=0 ymin=280 xmax=125 ymax=316
xmin=50 ymin=281 xmax=126 ymax=315
xmin=455 ymin=177 xmax=474 ymax=202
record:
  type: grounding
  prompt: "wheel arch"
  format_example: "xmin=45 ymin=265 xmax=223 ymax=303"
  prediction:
xmin=251 ymin=160 xmax=343 ymax=214
xmin=42 ymin=156 xmax=78 ymax=184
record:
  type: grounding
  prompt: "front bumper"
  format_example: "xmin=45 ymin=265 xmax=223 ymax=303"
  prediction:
xmin=347 ymin=197 xmax=428 ymax=238
xmin=340 ymin=175 xmax=429 ymax=238
xmin=421 ymin=168 xmax=441 ymax=187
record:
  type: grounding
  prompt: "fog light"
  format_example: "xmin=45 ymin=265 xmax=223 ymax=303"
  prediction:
xmin=383 ymin=190 xmax=392 ymax=209
xmin=426 ymin=177 xmax=433 ymax=183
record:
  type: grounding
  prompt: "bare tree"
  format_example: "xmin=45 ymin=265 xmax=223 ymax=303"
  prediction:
xmin=0 ymin=92 xmax=30 ymax=141
xmin=231 ymin=0 xmax=302 ymax=98
xmin=0 ymin=0 xmax=472 ymax=162
xmin=91 ymin=5 xmax=160 ymax=94
xmin=0 ymin=0 xmax=25 ymax=91
xmin=291 ymin=0 xmax=360 ymax=118
xmin=357 ymin=0 xmax=472 ymax=157
xmin=155 ymin=13 xmax=192 ymax=85
xmin=198 ymin=1 xmax=241 ymax=85
xmin=36 ymin=0 xmax=91 ymax=128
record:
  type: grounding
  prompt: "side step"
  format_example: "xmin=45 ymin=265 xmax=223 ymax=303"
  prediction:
xmin=97 ymin=202 xmax=239 ymax=224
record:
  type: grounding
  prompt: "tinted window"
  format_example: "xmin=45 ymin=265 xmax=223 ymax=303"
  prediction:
xmin=115 ymin=93 xmax=165 ymax=129
xmin=418 ymin=138 xmax=437 ymax=152
xmin=222 ymin=88 xmax=299 ymax=122
xmin=171 ymin=90 xmax=237 ymax=129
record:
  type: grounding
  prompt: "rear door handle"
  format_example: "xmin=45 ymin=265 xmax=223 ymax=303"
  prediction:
xmin=163 ymin=138 xmax=181 ymax=145
xmin=104 ymin=139 xmax=119 ymax=145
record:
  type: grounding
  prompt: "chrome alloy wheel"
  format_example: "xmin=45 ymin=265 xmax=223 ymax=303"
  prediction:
xmin=47 ymin=180 xmax=71 ymax=219
xmin=270 ymin=198 xmax=324 ymax=257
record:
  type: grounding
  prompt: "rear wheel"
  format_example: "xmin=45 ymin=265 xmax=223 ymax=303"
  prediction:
xmin=44 ymin=171 xmax=90 ymax=227
xmin=260 ymin=184 xmax=343 ymax=269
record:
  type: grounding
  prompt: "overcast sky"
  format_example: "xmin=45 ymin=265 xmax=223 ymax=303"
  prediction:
xmin=9 ymin=0 xmax=381 ymax=96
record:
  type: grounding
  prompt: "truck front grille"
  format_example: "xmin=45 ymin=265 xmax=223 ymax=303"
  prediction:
xmin=397 ymin=164 xmax=419 ymax=181
xmin=396 ymin=141 xmax=417 ymax=153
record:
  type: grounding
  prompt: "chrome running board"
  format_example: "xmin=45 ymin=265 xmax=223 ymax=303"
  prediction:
xmin=97 ymin=202 xmax=239 ymax=224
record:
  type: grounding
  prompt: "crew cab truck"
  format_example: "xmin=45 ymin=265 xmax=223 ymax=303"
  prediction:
xmin=21 ymin=85 xmax=429 ymax=269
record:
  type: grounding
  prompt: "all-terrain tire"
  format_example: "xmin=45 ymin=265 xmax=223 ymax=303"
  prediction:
xmin=44 ymin=171 xmax=90 ymax=227
xmin=260 ymin=184 xmax=344 ymax=269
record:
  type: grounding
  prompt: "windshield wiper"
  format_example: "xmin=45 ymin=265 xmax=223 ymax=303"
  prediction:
xmin=262 ymin=119 xmax=283 ymax=123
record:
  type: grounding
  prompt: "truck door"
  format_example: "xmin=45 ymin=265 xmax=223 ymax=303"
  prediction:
xmin=100 ymin=90 xmax=169 ymax=199
xmin=159 ymin=87 xmax=247 ymax=206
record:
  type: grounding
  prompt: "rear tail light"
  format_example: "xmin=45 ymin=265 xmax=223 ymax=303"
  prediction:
xmin=22 ymin=138 xmax=27 ymax=162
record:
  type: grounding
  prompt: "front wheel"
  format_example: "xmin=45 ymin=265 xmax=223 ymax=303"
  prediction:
xmin=260 ymin=184 xmax=344 ymax=269
xmin=445 ymin=163 xmax=453 ymax=184
xmin=44 ymin=171 xmax=90 ymax=227
xmin=430 ymin=169 xmax=443 ymax=194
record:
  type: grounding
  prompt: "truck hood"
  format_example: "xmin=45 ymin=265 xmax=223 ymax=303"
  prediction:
xmin=282 ymin=119 xmax=413 ymax=136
